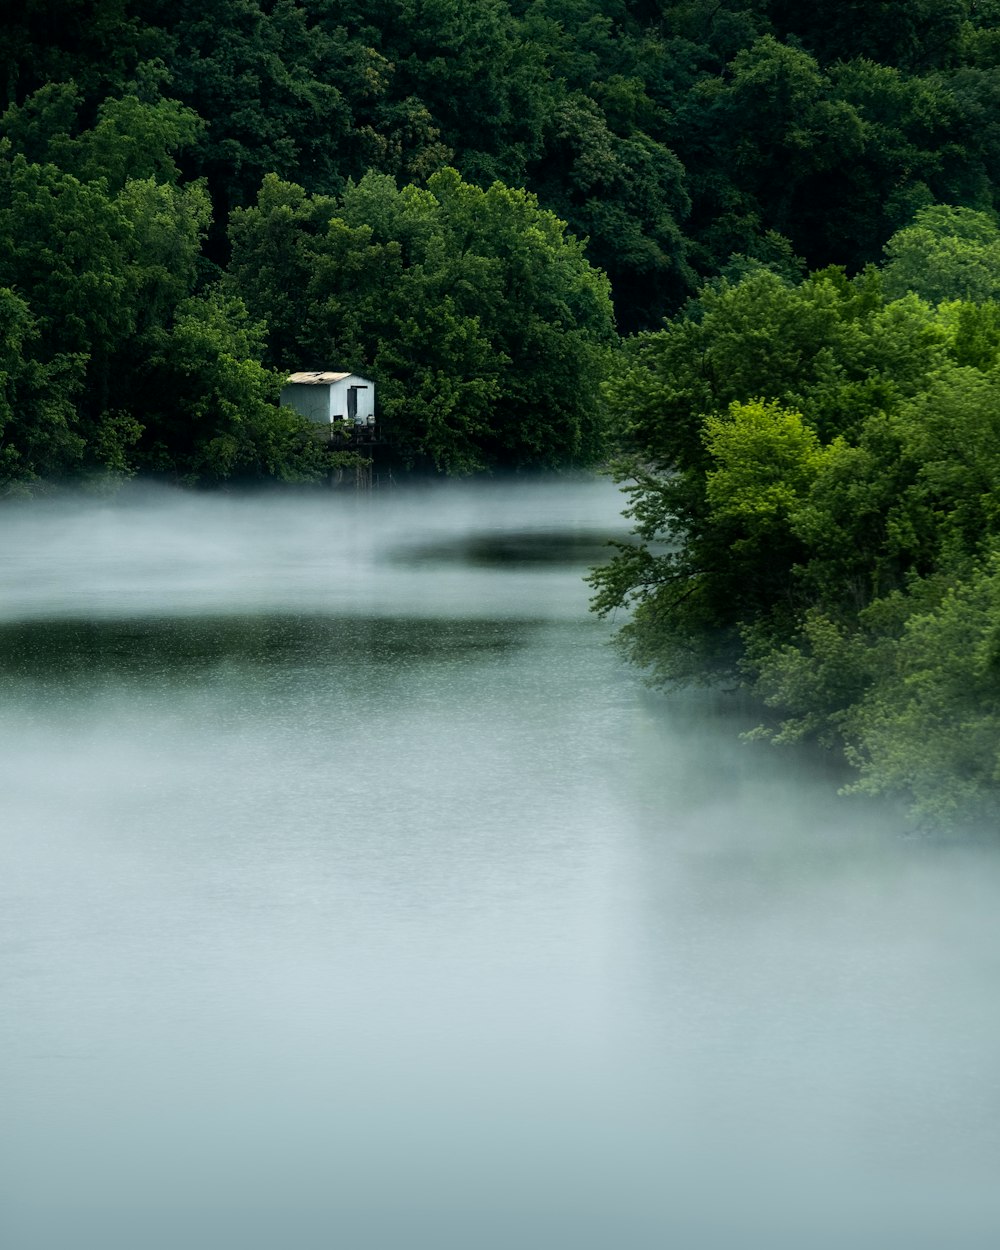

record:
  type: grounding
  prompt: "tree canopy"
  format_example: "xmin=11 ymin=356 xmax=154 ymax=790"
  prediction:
xmin=590 ymin=245 xmax=1000 ymax=823
xmin=228 ymin=167 xmax=615 ymax=473
xmin=6 ymin=0 xmax=1000 ymax=333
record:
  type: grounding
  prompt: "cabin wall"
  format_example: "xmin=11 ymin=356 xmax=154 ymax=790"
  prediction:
xmin=280 ymin=383 xmax=333 ymax=424
xmin=329 ymin=378 xmax=376 ymax=423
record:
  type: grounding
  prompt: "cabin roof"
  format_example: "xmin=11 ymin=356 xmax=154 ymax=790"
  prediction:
xmin=285 ymin=371 xmax=355 ymax=385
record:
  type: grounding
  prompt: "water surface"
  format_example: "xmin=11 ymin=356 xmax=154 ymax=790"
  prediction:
xmin=2 ymin=478 xmax=999 ymax=1249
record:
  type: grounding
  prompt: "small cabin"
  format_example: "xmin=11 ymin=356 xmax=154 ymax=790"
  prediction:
xmin=280 ymin=371 xmax=375 ymax=427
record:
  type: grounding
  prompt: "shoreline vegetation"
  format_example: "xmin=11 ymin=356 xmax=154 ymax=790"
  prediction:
xmin=5 ymin=1 xmax=1000 ymax=820
xmin=590 ymin=253 xmax=1000 ymax=828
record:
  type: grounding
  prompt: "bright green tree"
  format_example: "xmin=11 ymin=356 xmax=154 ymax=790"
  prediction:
xmin=591 ymin=261 xmax=1000 ymax=821
xmin=882 ymin=203 xmax=1000 ymax=302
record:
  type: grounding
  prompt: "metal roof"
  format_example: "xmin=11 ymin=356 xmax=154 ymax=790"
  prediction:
xmin=284 ymin=371 xmax=354 ymax=385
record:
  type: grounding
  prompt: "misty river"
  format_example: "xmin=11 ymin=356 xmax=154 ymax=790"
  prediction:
xmin=2 ymin=475 xmax=1000 ymax=1250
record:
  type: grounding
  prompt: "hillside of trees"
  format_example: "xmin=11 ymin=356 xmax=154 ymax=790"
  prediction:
xmin=4 ymin=0 xmax=1000 ymax=485
xmin=6 ymin=1 xmax=1000 ymax=820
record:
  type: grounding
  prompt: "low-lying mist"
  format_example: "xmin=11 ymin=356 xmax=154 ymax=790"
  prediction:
xmin=1 ymin=477 xmax=998 ymax=1250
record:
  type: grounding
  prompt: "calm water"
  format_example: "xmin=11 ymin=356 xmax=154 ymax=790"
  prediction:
xmin=2 ymin=477 xmax=999 ymax=1250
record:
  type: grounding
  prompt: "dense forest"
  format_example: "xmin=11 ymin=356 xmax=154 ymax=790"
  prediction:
xmin=5 ymin=0 xmax=1000 ymax=483
xmin=5 ymin=0 xmax=1000 ymax=819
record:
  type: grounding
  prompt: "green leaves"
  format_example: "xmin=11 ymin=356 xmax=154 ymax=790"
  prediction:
xmin=140 ymin=285 xmax=326 ymax=484
xmin=882 ymin=204 xmax=1000 ymax=303
xmin=0 ymin=82 xmax=329 ymax=486
xmin=593 ymin=259 xmax=1000 ymax=821
xmin=841 ymin=559 xmax=1000 ymax=822
xmin=229 ymin=166 xmax=615 ymax=474
xmin=704 ymin=400 xmax=824 ymax=541
xmin=1 ymin=78 xmax=204 ymax=189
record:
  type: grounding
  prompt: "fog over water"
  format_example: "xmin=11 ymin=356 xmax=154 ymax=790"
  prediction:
xmin=2 ymin=476 xmax=999 ymax=1250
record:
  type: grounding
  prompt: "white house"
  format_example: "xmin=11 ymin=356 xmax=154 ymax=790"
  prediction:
xmin=280 ymin=371 xmax=376 ymax=426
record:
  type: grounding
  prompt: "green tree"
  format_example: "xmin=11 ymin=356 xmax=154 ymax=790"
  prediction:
xmin=591 ymin=261 xmax=1000 ymax=820
xmin=381 ymin=0 xmax=547 ymax=184
xmin=765 ymin=0 xmax=968 ymax=73
xmin=0 ymin=0 xmax=162 ymax=109
xmin=139 ymin=0 xmax=361 ymax=219
xmin=821 ymin=60 xmax=966 ymax=269
xmin=842 ymin=559 xmax=1000 ymax=823
xmin=612 ymin=266 xmax=945 ymax=472
xmin=0 ymin=286 xmax=87 ymax=487
xmin=138 ymin=285 xmax=327 ymax=484
xmin=528 ymin=90 xmax=694 ymax=330
xmin=229 ymin=166 xmax=616 ymax=473
xmin=882 ymin=203 xmax=1000 ymax=302
xmin=0 ymin=82 xmax=334 ymax=484
xmin=673 ymin=36 xmax=866 ymax=266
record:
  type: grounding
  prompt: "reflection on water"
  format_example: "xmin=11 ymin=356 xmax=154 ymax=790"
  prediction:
xmin=395 ymin=528 xmax=620 ymax=567
xmin=0 ymin=616 xmax=532 ymax=689
xmin=1 ymin=477 xmax=999 ymax=1250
